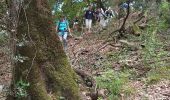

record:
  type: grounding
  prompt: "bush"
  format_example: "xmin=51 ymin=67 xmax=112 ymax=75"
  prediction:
xmin=95 ymin=69 xmax=133 ymax=100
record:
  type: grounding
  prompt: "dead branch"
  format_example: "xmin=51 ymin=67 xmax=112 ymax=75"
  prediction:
xmin=74 ymin=68 xmax=99 ymax=100
xmin=74 ymin=68 xmax=96 ymax=88
xmin=134 ymin=15 xmax=145 ymax=24
xmin=110 ymin=0 xmax=131 ymax=38
xmin=118 ymin=1 xmax=130 ymax=34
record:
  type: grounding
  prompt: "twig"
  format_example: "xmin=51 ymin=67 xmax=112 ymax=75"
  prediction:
xmin=23 ymin=7 xmax=38 ymax=80
xmin=134 ymin=15 xmax=145 ymax=24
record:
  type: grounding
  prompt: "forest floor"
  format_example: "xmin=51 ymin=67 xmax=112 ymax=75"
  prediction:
xmin=0 ymin=45 xmax=12 ymax=100
xmin=66 ymin=19 xmax=170 ymax=100
xmin=0 ymin=15 xmax=170 ymax=100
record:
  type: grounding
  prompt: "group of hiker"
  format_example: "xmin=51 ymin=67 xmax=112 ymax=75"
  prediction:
xmin=55 ymin=5 xmax=115 ymax=50
xmin=55 ymin=1 xmax=141 ymax=49
xmin=55 ymin=0 xmax=144 ymax=50
xmin=84 ymin=6 xmax=115 ymax=33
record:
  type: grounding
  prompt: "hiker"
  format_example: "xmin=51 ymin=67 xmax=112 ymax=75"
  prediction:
xmin=105 ymin=7 xmax=114 ymax=25
xmin=98 ymin=8 xmax=107 ymax=29
xmin=73 ymin=16 xmax=79 ymax=32
xmin=105 ymin=7 xmax=114 ymax=18
xmin=95 ymin=8 xmax=101 ymax=22
xmin=56 ymin=15 xmax=70 ymax=49
xmin=84 ymin=6 xmax=94 ymax=34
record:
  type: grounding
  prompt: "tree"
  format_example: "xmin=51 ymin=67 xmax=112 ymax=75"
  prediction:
xmin=7 ymin=0 xmax=80 ymax=99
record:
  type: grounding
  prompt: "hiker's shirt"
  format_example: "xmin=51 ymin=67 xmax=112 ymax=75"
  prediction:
xmin=85 ymin=10 xmax=94 ymax=20
xmin=57 ymin=20 xmax=69 ymax=32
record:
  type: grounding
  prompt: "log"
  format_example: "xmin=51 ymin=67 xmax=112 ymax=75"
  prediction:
xmin=119 ymin=39 xmax=141 ymax=50
xmin=74 ymin=68 xmax=96 ymax=88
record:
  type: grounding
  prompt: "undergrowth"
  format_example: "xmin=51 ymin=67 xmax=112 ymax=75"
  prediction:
xmin=95 ymin=69 xmax=135 ymax=100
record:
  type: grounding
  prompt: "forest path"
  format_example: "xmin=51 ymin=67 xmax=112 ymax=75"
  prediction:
xmin=0 ymin=46 xmax=11 ymax=100
xmin=66 ymin=23 xmax=170 ymax=100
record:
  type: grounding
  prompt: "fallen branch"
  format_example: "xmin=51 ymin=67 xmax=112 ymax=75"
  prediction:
xmin=74 ymin=68 xmax=99 ymax=100
xmin=119 ymin=39 xmax=141 ymax=50
xmin=74 ymin=68 xmax=96 ymax=88
xmin=109 ymin=0 xmax=131 ymax=39
xmin=134 ymin=15 xmax=145 ymax=24
xmin=118 ymin=0 xmax=131 ymax=34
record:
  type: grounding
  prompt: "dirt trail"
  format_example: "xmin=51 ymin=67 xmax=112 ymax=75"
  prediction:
xmin=0 ymin=47 xmax=12 ymax=100
xmin=66 ymin=29 xmax=170 ymax=100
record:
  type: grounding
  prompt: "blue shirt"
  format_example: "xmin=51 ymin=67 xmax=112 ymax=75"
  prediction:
xmin=57 ymin=20 xmax=69 ymax=31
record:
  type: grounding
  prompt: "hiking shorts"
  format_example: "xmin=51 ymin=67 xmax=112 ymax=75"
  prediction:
xmin=85 ymin=19 xmax=92 ymax=29
xmin=58 ymin=31 xmax=68 ymax=41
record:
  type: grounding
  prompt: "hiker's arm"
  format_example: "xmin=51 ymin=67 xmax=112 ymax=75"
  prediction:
xmin=56 ymin=25 xmax=58 ymax=32
xmin=56 ymin=26 xmax=57 ymax=32
xmin=67 ymin=21 xmax=71 ymax=33
xmin=56 ymin=21 xmax=59 ymax=32
xmin=68 ymin=27 xmax=71 ymax=33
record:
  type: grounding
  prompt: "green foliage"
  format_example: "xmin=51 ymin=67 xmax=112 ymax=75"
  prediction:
xmin=53 ymin=0 xmax=86 ymax=23
xmin=95 ymin=70 xmax=132 ymax=99
xmin=16 ymin=79 xmax=30 ymax=98
xmin=144 ymin=66 xmax=170 ymax=85
xmin=159 ymin=0 xmax=170 ymax=27
xmin=63 ymin=1 xmax=86 ymax=20
xmin=0 ymin=31 xmax=8 ymax=46
xmin=0 ymin=0 xmax=7 ymax=16
xmin=140 ymin=18 xmax=168 ymax=68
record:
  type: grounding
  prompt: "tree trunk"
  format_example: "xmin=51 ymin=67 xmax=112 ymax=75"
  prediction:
xmin=8 ymin=0 xmax=80 ymax=100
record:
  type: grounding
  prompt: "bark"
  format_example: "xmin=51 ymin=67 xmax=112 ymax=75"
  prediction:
xmin=8 ymin=0 xmax=80 ymax=100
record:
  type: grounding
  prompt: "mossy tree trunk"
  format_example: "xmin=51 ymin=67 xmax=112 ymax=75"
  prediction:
xmin=9 ymin=0 xmax=80 ymax=100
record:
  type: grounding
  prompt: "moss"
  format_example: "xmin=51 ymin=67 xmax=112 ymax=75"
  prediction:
xmin=44 ymin=62 xmax=80 ymax=100
xmin=13 ymin=0 xmax=80 ymax=99
xmin=28 ymin=63 xmax=51 ymax=100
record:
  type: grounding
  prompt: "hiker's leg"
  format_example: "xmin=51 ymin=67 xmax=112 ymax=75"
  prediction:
xmin=99 ymin=19 xmax=103 ymax=30
xmin=63 ymin=32 xmax=68 ymax=40
xmin=100 ymin=18 xmax=104 ymax=28
xmin=85 ymin=19 xmax=89 ymax=33
xmin=63 ymin=32 xmax=68 ymax=49
xmin=88 ymin=19 xmax=92 ymax=33
xmin=58 ymin=32 xmax=63 ymax=41
xmin=106 ymin=18 xmax=109 ymax=26
xmin=73 ymin=23 xmax=75 ymax=30
xmin=103 ymin=20 xmax=106 ymax=28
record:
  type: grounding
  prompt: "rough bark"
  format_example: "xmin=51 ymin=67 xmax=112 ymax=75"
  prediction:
xmin=8 ymin=0 xmax=80 ymax=100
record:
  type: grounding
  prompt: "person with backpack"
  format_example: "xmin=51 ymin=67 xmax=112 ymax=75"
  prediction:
xmin=84 ymin=6 xmax=94 ymax=34
xmin=56 ymin=15 xmax=70 ymax=49
xmin=105 ymin=7 xmax=114 ymax=25
xmin=73 ymin=16 xmax=79 ymax=32
xmin=98 ymin=8 xmax=107 ymax=29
